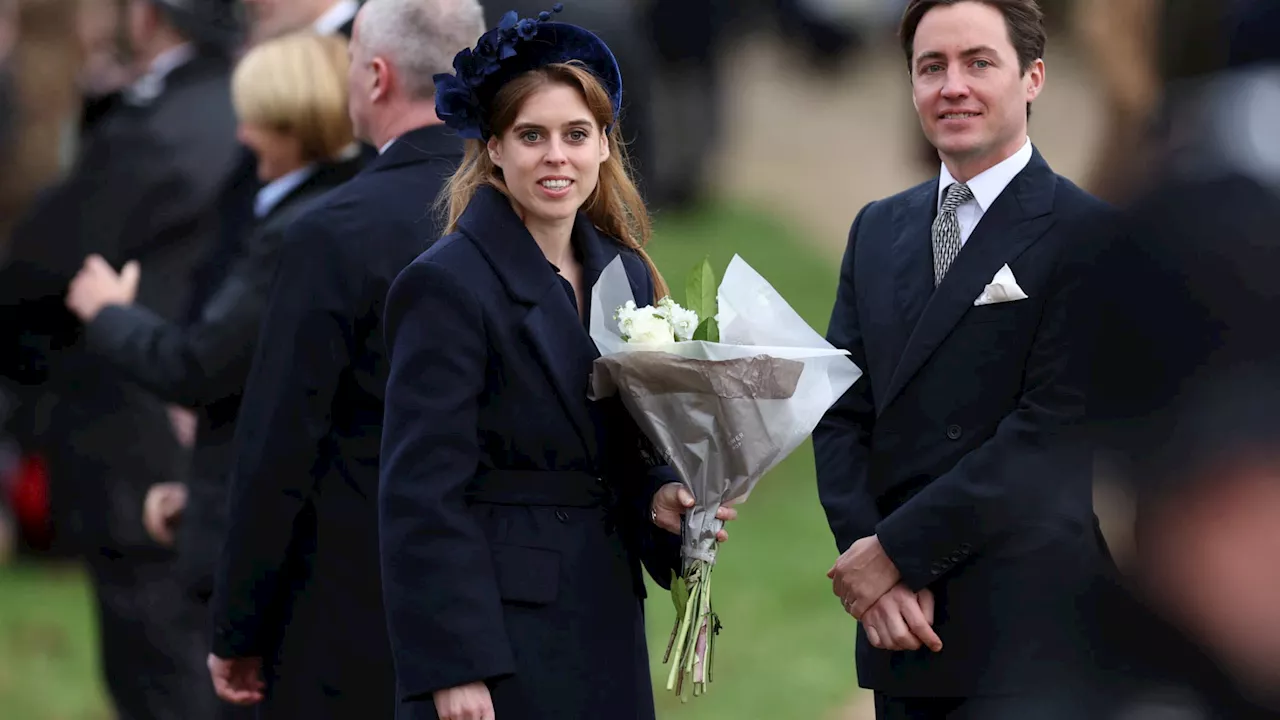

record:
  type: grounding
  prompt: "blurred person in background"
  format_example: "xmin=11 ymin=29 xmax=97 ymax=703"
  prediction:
xmin=206 ymin=0 xmax=478 ymax=714
xmin=0 ymin=0 xmax=242 ymax=717
xmin=189 ymin=0 xmax=361 ymax=345
xmin=644 ymin=0 xmax=727 ymax=210
xmin=1076 ymin=1 xmax=1280 ymax=717
xmin=0 ymin=0 xmax=14 ymax=160
xmin=60 ymin=30 xmax=360 ymax=718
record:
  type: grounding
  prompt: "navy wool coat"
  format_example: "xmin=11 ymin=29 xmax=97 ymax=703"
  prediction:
xmin=379 ymin=184 xmax=681 ymax=720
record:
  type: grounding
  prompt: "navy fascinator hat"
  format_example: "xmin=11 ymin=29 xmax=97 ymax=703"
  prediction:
xmin=433 ymin=3 xmax=624 ymax=140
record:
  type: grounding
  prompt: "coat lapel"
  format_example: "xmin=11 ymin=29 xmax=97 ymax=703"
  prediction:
xmin=459 ymin=186 xmax=610 ymax=460
xmin=880 ymin=150 xmax=1057 ymax=411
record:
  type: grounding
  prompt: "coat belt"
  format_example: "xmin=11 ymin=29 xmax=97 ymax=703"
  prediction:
xmin=466 ymin=469 xmax=610 ymax=508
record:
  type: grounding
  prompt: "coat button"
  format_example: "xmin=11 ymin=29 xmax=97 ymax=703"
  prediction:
xmin=946 ymin=424 xmax=962 ymax=440
xmin=555 ymin=509 xmax=569 ymax=523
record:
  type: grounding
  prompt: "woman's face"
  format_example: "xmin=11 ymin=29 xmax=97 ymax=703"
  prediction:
xmin=487 ymin=83 xmax=609 ymax=227
xmin=238 ymin=122 xmax=305 ymax=182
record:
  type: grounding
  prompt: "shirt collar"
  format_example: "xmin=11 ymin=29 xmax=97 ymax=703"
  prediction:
xmin=379 ymin=138 xmax=396 ymax=155
xmin=254 ymin=164 xmax=316 ymax=219
xmin=313 ymin=0 xmax=359 ymax=35
xmin=123 ymin=43 xmax=195 ymax=105
xmin=937 ymin=136 xmax=1033 ymax=213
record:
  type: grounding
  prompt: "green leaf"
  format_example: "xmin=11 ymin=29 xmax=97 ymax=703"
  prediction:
xmin=685 ymin=257 xmax=718 ymax=330
xmin=691 ymin=317 xmax=719 ymax=343
xmin=670 ymin=570 xmax=689 ymax=614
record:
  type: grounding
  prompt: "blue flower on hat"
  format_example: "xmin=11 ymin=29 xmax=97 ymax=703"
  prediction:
xmin=433 ymin=73 xmax=486 ymax=140
xmin=433 ymin=3 xmax=623 ymax=141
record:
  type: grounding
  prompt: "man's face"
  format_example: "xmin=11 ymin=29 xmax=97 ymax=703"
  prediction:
xmin=909 ymin=1 xmax=1043 ymax=175
xmin=242 ymin=0 xmax=329 ymax=43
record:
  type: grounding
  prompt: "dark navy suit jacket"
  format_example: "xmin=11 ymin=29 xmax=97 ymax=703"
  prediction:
xmin=378 ymin=185 xmax=680 ymax=719
xmin=814 ymin=148 xmax=1116 ymax=697
xmin=210 ymin=124 xmax=461 ymax=718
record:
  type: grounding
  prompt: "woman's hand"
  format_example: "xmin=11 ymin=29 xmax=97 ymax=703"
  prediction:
xmin=650 ymin=482 xmax=738 ymax=541
xmin=66 ymin=254 xmax=140 ymax=322
xmin=434 ymin=681 xmax=494 ymax=720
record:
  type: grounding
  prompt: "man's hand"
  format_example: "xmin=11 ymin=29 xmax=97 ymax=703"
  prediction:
xmin=434 ymin=681 xmax=495 ymax=720
xmin=142 ymin=482 xmax=187 ymax=546
xmin=650 ymin=482 xmax=738 ymax=542
xmin=852 ymin=582 xmax=943 ymax=653
xmin=207 ymin=654 xmax=264 ymax=705
xmin=65 ymin=254 xmax=140 ymax=322
xmin=829 ymin=535 xmax=901 ymax=618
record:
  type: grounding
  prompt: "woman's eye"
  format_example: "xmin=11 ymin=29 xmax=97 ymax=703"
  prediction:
xmin=521 ymin=131 xmax=540 ymax=142
xmin=568 ymin=129 xmax=587 ymax=142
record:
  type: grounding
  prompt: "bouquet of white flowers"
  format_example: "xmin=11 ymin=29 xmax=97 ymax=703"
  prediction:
xmin=588 ymin=255 xmax=862 ymax=700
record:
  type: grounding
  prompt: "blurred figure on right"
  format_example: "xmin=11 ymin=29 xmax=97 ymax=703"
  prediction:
xmin=1079 ymin=1 xmax=1280 ymax=717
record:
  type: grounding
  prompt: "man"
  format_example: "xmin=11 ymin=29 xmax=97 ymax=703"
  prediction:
xmin=206 ymin=0 xmax=481 ymax=715
xmin=243 ymin=0 xmax=360 ymax=45
xmin=0 ymin=1 xmax=241 ymax=718
xmin=813 ymin=0 xmax=1113 ymax=717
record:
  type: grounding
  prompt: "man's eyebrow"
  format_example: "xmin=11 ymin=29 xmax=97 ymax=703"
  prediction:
xmin=914 ymin=45 xmax=1000 ymax=64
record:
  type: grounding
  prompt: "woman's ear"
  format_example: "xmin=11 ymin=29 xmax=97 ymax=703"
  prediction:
xmin=487 ymin=134 xmax=502 ymax=168
xmin=598 ymin=129 xmax=610 ymax=164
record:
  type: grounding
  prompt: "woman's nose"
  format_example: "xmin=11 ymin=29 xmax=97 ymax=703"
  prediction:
xmin=543 ymin=138 xmax=568 ymax=164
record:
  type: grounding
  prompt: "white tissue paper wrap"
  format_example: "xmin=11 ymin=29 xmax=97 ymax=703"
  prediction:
xmin=589 ymin=255 xmax=862 ymax=569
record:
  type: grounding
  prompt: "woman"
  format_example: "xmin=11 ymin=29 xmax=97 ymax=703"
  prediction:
xmin=63 ymin=31 xmax=360 ymax=607
xmin=378 ymin=8 xmax=736 ymax=720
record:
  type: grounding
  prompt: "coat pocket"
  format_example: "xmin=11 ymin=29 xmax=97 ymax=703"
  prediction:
xmin=491 ymin=543 xmax=561 ymax=606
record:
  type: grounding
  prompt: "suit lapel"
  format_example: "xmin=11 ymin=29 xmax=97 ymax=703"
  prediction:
xmin=881 ymin=151 xmax=1057 ymax=411
xmin=888 ymin=183 xmax=938 ymax=367
xmin=460 ymin=186 xmax=604 ymax=460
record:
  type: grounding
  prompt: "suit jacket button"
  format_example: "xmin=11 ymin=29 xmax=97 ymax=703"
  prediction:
xmin=946 ymin=424 xmax=962 ymax=440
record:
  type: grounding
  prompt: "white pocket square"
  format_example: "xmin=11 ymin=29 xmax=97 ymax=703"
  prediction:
xmin=973 ymin=264 xmax=1028 ymax=306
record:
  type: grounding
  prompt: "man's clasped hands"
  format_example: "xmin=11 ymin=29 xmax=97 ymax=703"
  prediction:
xmin=828 ymin=535 xmax=943 ymax=653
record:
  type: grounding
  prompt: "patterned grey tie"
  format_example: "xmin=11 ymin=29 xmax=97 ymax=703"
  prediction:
xmin=932 ymin=182 xmax=973 ymax=286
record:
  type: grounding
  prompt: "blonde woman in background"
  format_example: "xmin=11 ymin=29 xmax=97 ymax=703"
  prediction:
xmin=63 ymin=33 xmax=360 ymax=718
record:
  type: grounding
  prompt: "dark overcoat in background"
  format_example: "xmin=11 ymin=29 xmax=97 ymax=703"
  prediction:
xmin=0 ymin=50 xmax=241 ymax=720
xmin=82 ymin=158 xmax=361 ymax=599
xmin=209 ymin=125 xmax=462 ymax=719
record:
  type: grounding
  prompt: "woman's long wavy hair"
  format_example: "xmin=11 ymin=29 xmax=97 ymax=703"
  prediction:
xmin=439 ymin=62 xmax=668 ymax=301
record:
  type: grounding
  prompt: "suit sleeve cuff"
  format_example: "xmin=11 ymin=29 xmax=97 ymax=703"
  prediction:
xmin=875 ymin=510 xmax=975 ymax=592
xmin=210 ymin=623 xmax=261 ymax=660
xmin=85 ymin=304 xmax=162 ymax=355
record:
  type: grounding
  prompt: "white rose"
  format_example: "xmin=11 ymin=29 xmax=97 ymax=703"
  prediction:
xmin=625 ymin=305 xmax=676 ymax=345
xmin=655 ymin=296 xmax=700 ymax=341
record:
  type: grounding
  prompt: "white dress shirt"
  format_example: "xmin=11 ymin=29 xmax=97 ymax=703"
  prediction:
xmin=254 ymin=164 xmax=316 ymax=219
xmin=937 ymin=136 xmax=1033 ymax=245
xmin=124 ymin=43 xmax=195 ymax=105
xmin=313 ymin=0 xmax=360 ymax=35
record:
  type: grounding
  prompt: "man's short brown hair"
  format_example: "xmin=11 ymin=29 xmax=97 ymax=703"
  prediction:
xmin=899 ymin=0 xmax=1046 ymax=75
